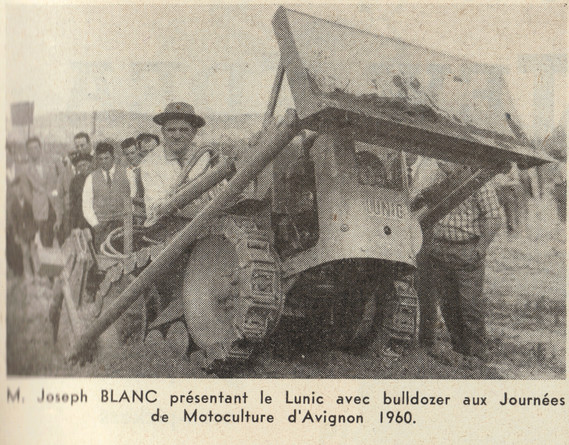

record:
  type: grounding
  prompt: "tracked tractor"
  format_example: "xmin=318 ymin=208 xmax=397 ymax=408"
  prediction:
xmin=44 ymin=7 xmax=553 ymax=370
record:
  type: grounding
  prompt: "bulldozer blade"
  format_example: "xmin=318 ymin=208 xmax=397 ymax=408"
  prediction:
xmin=273 ymin=7 xmax=554 ymax=170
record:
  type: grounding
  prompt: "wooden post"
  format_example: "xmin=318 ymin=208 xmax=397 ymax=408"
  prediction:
xmin=123 ymin=194 xmax=133 ymax=254
xmin=92 ymin=111 xmax=97 ymax=137
xmin=145 ymin=156 xmax=236 ymax=226
xmin=416 ymin=167 xmax=499 ymax=231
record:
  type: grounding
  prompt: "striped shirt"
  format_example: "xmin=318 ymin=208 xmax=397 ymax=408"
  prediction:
xmin=432 ymin=183 xmax=501 ymax=242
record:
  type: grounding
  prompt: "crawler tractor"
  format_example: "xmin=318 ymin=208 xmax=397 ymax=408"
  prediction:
xmin=45 ymin=7 xmax=553 ymax=370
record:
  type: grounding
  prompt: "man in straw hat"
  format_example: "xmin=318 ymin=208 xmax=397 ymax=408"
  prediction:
xmin=140 ymin=102 xmax=215 ymax=226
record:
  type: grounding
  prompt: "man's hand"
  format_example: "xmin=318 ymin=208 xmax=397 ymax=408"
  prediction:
xmin=476 ymin=217 xmax=501 ymax=258
xmin=410 ymin=192 xmax=427 ymax=212
xmin=144 ymin=200 xmax=169 ymax=226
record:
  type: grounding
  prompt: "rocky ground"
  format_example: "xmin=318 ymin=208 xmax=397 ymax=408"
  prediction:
xmin=6 ymin=195 xmax=566 ymax=379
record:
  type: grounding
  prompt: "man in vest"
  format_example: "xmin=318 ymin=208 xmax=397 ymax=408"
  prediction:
xmin=69 ymin=153 xmax=94 ymax=231
xmin=56 ymin=132 xmax=95 ymax=244
xmin=82 ymin=142 xmax=133 ymax=251
xmin=140 ymin=102 xmax=214 ymax=228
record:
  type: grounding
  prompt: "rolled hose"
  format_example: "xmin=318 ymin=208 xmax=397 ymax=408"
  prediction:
xmin=99 ymin=225 xmax=161 ymax=259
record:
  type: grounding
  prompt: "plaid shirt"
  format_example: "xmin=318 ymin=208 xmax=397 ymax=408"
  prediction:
xmin=432 ymin=183 xmax=501 ymax=242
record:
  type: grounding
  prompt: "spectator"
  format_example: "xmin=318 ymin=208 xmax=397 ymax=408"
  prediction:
xmin=74 ymin=132 xmax=93 ymax=155
xmin=68 ymin=153 xmax=94 ymax=230
xmin=413 ymin=162 xmax=501 ymax=362
xmin=82 ymin=142 xmax=133 ymax=251
xmin=121 ymin=137 xmax=145 ymax=223
xmin=136 ymin=133 xmax=160 ymax=158
xmin=6 ymin=145 xmax=23 ymax=275
xmin=494 ymin=162 xmax=526 ymax=232
xmin=23 ymin=137 xmax=60 ymax=247
xmin=9 ymin=176 xmax=37 ymax=281
xmin=120 ymin=138 xmax=142 ymax=192
xmin=54 ymin=133 xmax=95 ymax=244
xmin=56 ymin=151 xmax=77 ymax=244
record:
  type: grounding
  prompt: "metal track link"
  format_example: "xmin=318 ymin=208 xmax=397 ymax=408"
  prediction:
xmin=198 ymin=215 xmax=284 ymax=366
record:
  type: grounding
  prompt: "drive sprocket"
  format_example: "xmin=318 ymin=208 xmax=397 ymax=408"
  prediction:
xmin=183 ymin=215 xmax=284 ymax=369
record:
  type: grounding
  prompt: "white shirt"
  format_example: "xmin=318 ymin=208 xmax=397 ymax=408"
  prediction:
xmin=140 ymin=144 xmax=210 ymax=221
xmin=82 ymin=165 xmax=135 ymax=227
xmin=125 ymin=165 xmax=139 ymax=197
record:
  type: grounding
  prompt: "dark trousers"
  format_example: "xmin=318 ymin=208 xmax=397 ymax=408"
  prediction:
xmin=553 ymin=182 xmax=567 ymax=222
xmin=416 ymin=248 xmax=437 ymax=346
xmin=37 ymin=202 xmax=57 ymax=247
xmin=57 ymin=212 xmax=71 ymax=246
xmin=6 ymin=223 xmax=23 ymax=275
xmin=417 ymin=239 xmax=486 ymax=355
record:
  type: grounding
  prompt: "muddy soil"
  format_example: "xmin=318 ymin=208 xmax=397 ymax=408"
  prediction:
xmin=6 ymin=196 xmax=566 ymax=379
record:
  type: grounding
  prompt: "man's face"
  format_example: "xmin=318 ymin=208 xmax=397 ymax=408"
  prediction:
xmin=27 ymin=141 xmax=41 ymax=162
xmin=97 ymin=152 xmax=114 ymax=171
xmin=123 ymin=144 xmax=141 ymax=167
xmin=74 ymin=137 xmax=91 ymax=154
xmin=76 ymin=160 xmax=91 ymax=176
xmin=161 ymin=119 xmax=197 ymax=157
xmin=406 ymin=153 xmax=419 ymax=166
xmin=139 ymin=138 xmax=158 ymax=157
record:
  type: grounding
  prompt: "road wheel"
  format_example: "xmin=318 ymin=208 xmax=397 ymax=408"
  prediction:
xmin=183 ymin=235 xmax=242 ymax=351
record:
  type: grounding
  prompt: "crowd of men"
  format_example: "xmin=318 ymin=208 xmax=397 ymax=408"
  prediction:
xmin=7 ymin=102 xmax=219 ymax=281
xmin=6 ymin=126 xmax=164 ymax=280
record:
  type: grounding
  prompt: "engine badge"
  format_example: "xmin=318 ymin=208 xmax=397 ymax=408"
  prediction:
xmin=365 ymin=198 xmax=406 ymax=220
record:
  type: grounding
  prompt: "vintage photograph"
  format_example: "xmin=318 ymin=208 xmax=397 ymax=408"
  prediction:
xmin=5 ymin=4 xmax=566 ymax=379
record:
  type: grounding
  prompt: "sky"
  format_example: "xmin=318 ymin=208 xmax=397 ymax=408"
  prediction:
xmin=5 ymin=3 xmax=567 ymax=139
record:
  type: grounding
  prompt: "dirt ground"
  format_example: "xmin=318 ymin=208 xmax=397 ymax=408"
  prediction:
xmin=6 ymin=194 xmax=566 ymax=379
